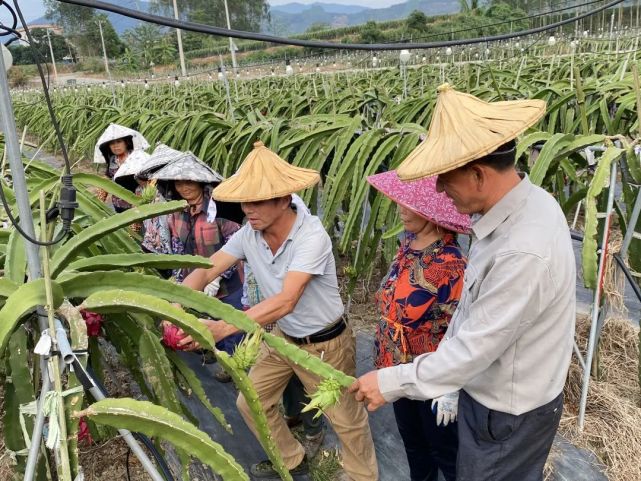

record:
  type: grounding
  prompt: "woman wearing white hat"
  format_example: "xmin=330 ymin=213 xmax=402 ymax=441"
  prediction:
xmin=151 ymin=151 xmax=246 ymax=368
xmin=93 ymin=123 xmax=149 ymax=213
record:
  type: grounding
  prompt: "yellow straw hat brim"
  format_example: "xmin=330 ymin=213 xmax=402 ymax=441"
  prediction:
xmin=213 ymin=141 xmax=320 ymax=202
xmin=397 ymin=84 xmax=547 ymax=181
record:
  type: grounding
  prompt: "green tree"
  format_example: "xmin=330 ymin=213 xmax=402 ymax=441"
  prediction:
xmin=151 ymin=0 xmax=269 ymax=32
xmin=359 ymin=21 xmax=385 ymax=44
xmin=459 ymin=0 xmax=480 ymax=11
xmin=120 ymin=48 xmax=140 ymax=71
xmin=44 ymin=2 xmax=123 ymax=58
xmin=154 ymin=37 xmax=178 ymax=65
xmin=123 ymin=24 xmax=179 ymax=67
xmin=80 ymin=14 xmax=125 ymax=58
xmin=406 ymin=10 xmax=428 ymax=33
xmin=123 ymin=23 xmax=164 ymax=65
xmin=9 ymin=28 xmax=75 ymax=65
xmin=44 ymin=0 xmax=95 ymax=35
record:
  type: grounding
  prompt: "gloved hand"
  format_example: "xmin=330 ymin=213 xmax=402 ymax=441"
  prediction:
xmin=431 ymin=391 xmax=459 ymax=427
xmin=204 ymin=276 xmax=222 ymax=297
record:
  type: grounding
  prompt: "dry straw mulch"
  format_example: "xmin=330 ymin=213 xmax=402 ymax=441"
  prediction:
xmin=559 ymin=315 xmax=641 ymax=481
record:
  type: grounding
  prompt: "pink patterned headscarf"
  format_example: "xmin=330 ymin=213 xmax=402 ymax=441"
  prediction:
xmin=367 ymin=170 xmax=471 ymax=234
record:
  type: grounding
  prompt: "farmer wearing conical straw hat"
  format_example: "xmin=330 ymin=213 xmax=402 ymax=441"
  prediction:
xmin=351 ymin=84 xmax=576 ymax=481
xmin=180 ymin=141 xmax=378 ymax=481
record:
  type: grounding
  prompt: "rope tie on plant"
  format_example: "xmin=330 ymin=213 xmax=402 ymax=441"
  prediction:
xmin=18 ymin=386 xmax=84 ymax=450
xmin=603 ymin=234 xmax=627 ymax=316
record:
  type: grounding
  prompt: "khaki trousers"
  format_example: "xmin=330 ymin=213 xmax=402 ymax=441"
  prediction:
xmin=236 ymin=325 xmax=379 ymax=481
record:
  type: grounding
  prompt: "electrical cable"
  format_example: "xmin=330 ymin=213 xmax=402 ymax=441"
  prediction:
xmin=126 ymin=448 xmax=132 ymax=481
xmin=12 ymin=1 xmax=72 ymax=174
xmin=0 ymin=0 xmax=18 ymax=35
xmin=570 ymin=232 xmax=641 ymax=303
xmin=0 ymin=0 xmax=22 ymax=45
xmin=389 ymin=0 xmax=609 ymax=44
xmin=186 ymin=0 xmax=602 ymax=50
xmin=0 ymin=0 xmax=77 ymax=246
xmin=81 ymin=363 xmax=176 ymax=481
xmin=54 ymin=0 xmax=625 ymax=50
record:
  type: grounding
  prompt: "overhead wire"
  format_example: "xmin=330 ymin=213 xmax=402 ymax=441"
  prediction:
xmin=389 ymin=0 xmax=609 ymax=44
xmin=130 ymin=0 xmax=626 ymax=81
xmin=0 ymin=0 xmax=22 ymax=45
xmin=54 ymin=0 xmax=626 ymax=50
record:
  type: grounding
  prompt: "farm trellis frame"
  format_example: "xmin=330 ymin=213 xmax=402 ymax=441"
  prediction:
xmin=579 ymin=149 xmax=641 ymax=429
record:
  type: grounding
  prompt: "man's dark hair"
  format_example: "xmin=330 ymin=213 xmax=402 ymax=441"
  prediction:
xmin=467 ymin=139 xmax=516 ymax=172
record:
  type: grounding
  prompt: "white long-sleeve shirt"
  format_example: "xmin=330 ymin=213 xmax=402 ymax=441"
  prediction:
xmin=378 ymin=175 xmax=576 ymax=415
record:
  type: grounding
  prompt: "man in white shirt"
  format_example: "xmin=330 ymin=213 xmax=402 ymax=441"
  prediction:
xmin=181 ymin=141 xmax=378 ymax=481
xmin=350 ymin=85 xmax=575 ymax=481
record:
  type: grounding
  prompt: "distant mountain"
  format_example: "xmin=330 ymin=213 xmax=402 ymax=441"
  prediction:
xmin=28 ymin=0 xmax=459 ymax=38
xmin=267 ymin=0 xmax=459 ymax=35
xmin=29 ymin=0 xmax=153 ymax=35
xmin=271 ymin=2 xmax=371 ymax=15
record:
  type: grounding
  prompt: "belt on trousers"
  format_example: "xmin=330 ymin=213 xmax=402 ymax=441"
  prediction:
xmin=285 ymin=317 xmax=347 ymax=345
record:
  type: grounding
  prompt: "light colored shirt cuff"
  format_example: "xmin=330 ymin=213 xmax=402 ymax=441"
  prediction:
xmin=377 ymin=364 xmax=413 ymax=403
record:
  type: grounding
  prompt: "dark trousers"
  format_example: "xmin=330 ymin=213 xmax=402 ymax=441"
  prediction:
xmin=393 ymin=397 xmax=458 ymax=481
xmin=215 ymin=288 xmax=245 ymax=354
xmin=457 ymin=390 xmax=563 ymax=481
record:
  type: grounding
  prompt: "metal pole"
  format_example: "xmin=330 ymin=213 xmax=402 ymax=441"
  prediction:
xmin=621 ymin=185 xmax=641 ymax=257
xmin=0 ymin=43 xmax=55 ymax=481
xmin=402 ymin=64 xmax=408 ymax=99
xmin=0 ymin=24 xmax=45 ymax=319
xmin=97 ymin=20 xmax=111 ymax=79
xmin=45 ymin=29 xmax=58 ymax=84
xmin=218 ymin=55 xmax=234 ymax=120
xmin=0 ymin=52 xmax=166 ymax=481
xmin=171 ymin=0 xmax=187 ymax=77
xmin=578 ymin=160 xmax=618 ymax=430
xmin=223 ymin=0 xmax=238 ymax=75
xmin=96 ymin=20 xmax=117 ymax=105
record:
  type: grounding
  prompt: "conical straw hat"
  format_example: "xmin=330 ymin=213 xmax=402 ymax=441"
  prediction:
xmin=213 ymin=141 xmax=320 ymax=202
xmin=397 ymin=84 xmax=546 ymax=181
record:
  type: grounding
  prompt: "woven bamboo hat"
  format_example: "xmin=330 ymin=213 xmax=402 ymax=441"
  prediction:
xmin=213 ymin=141 xmax=320 ymax=202
xmin=397 ymin=83 xmax=546 ymax=181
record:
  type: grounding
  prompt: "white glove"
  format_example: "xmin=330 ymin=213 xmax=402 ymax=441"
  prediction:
xmin=431 ymin=391 xmax=459 ymax=427
xmin=204 ymin=277 xmax=221 ymax=297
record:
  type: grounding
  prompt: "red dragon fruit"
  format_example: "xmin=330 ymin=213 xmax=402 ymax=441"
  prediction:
xmin=80 ymin=310 xmax=104 ymax=337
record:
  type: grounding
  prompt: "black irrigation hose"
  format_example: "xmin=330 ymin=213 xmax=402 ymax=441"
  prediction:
xmin=0 ymin=0 xmax=22 ymax=45
xmin=55 ymin=0 xmax=626 ymax=51
xmin=614 ymin=253 xmax=641 ymax=303
xmin=0 ymin=0 xmax=18 ymax=36
xmin=571 ymin=231 xmax=641 ymax=304
xmin=83 ymin=364 xmax=176 ymax=481
xmin=390 ymin=0 xmax=610 ymax=44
